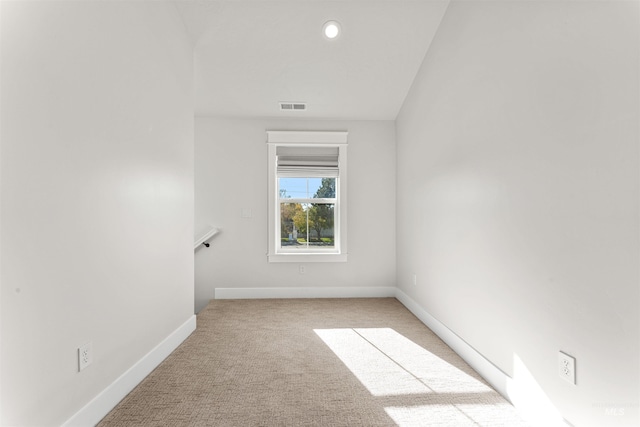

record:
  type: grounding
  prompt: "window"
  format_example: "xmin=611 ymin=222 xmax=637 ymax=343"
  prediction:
xmin=267 ymin=131 xmax=348 ymax=262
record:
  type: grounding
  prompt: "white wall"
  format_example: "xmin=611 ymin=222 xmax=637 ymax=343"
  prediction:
xmin=195 ymin=118 xmax=395 ymax=312
xmin=396 ymin=1 xmax=639 ymax=426
xmin=1 ymin=2 xmax=194 ymax=425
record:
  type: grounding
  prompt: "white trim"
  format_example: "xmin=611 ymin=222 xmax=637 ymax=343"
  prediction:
xmin=267 ymin=132 xmax=348 ymax=262
xmin=267 ymin=131 xmax=348 ymax=144
xmin=214 ymin=286 xmax=396 ymax=300
xmin=62 ymin=316 xmax=197 ymax=427
xmin=268 ymin=253 xmax=348 ymax=263
xmin=394 ymin=289 xmax=571 ymax=427
xmin=61 ymin=286 xmax=568 ymax=427
xmin=394 ymin=289 xmax=510 ymax=397
xmin=213 ymin=285 xmax=509 ymax=397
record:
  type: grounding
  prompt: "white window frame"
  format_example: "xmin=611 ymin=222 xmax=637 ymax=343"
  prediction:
xmin=267 ymin=131 xmax=348 ymax=263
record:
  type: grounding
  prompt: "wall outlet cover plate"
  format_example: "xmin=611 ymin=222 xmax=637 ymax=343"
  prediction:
xmin=79 ymin=342 xmax=92 ymax=372
xmin=558 ymin=351 xmax=575 ymax=385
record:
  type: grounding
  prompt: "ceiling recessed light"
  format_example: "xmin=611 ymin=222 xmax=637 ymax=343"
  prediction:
xmin=323 ymin=21 xmax=341 ymax=40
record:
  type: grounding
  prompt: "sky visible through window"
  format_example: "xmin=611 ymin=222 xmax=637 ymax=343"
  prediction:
xmin=279 ymin=177 xmax=324 ymax=199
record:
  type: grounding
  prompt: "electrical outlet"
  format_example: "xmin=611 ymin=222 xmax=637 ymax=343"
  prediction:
xmin=78 ymin=342 xmax=92 ymax=372
xmin=558 ymin=351 xmax=575 ymax=385
xmin=299 ymin=265 xmax=306 ymax=274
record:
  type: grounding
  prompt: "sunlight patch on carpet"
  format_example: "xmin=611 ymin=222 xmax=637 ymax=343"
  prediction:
xmin=315 ymin=327 xmax=530 ymax=426
xmin=314 ymin=328 xmax=491 ymax=396
xmin=384 ymin=405 xmax=477 ymax=427
xmin=314 ymin=328 xmax=430 ymax=396
xmin=354 ymin=328 xmax=491 ymax=394
xmin=385 ymin=402 xmax=529 ymax=427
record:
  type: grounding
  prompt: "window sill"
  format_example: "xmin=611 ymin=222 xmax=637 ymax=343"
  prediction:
xmin=268 ymin=253 xmax=348 ymax=263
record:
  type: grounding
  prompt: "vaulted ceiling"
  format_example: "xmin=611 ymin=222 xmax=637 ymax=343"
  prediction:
xmin=176 ymin=1 xmax=450 ymax=120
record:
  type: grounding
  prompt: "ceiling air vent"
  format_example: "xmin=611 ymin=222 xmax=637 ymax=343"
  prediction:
xmin=279 ymin=102 xmax=307 ymax=111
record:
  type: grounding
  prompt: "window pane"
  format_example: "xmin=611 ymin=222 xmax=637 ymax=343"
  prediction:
xmin=307 ymin=203 xmax=335 ymax=247
xmin=279 ymin=177 xmax=336 ymax=199
xmin=280 ymin=202 xmax=303 ymax=247
xmin=311 ymin=178 xmax=336 ymax=199
xmin=279 ymin=202 xmax=335 ymax=249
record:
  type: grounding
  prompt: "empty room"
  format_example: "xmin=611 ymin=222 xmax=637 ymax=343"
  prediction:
xmin=1 ymin=0 xmax=638 ymax=426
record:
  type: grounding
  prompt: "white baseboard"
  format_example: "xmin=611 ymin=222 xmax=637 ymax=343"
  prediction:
xmin=394 ymin=290 xmax=571 ymax=427
xmin=62 ymin=315 xmax=197 ymax=427
xmin=394 ymin=289 xmax=510 ymax=398
xmin=60 ymin=287 xmax=567 ymax=427
xmin=214 ymin=286 xmax=396 ymax=300
xmin=216 ymin=286 xmax=509 ymax=397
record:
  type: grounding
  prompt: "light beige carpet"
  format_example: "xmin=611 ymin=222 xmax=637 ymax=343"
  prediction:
xmin=98 ymin=298 xmax=528 ymax=426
